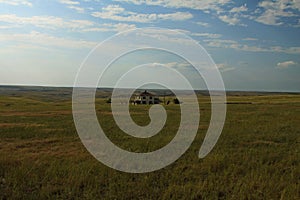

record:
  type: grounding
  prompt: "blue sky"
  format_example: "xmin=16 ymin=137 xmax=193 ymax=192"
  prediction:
xmin=0 ymin=0 xmax=299 ymax=92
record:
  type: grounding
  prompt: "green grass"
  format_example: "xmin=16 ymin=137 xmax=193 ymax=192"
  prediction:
xmin=0 ymin=91 xmax=299 ymax=199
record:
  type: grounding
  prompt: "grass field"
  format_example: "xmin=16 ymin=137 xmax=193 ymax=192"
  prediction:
xmin=0 ymin=87 xmax=299 ymax=199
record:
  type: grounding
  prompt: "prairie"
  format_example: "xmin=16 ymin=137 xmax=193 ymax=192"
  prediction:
xmin=0 ymin=87 xmax=299 ymax=199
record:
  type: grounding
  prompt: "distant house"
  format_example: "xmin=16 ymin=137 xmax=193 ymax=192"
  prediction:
xmin=134 ymin=90 xmax=160 ymax=105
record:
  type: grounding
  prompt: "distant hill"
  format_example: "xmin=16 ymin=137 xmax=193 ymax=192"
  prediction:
xmin=0 ymin=85 xmax=299 ymax=101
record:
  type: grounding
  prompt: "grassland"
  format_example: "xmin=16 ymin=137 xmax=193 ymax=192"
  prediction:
xmin=0 ymin=87 xmax=299 ymax=199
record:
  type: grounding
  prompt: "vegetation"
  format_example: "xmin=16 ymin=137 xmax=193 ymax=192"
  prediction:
xmin=106 ymin=98 xmax=111 ymax=104
xmin=0 ymin=88 xmax=299 ymax=199
xmin=173 ymin=98 xmax=181 ymax=104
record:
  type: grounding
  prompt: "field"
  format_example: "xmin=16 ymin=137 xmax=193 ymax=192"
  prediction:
xmin=0 ymin=86 xmax=299 ymax=199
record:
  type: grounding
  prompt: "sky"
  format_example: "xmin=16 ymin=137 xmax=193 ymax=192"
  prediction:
xmin=0 ymin=0 xmax=299 ymax=92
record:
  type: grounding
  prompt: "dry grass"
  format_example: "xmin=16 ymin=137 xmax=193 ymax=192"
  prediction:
xmin=0 ymin=91 xmax=299 ymax=199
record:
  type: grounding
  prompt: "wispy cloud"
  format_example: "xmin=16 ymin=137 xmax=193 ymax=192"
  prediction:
xmin=0 ymin=0 xmax=32 ymax=6
xmin=190 ymin=32 xmax=222 ymax=39
xmin=195 ymin=21 xmax=210 ymax=27
xmin=130 ymin=28 xmax=196 ymax=46
xmin=113 ymin=0 xmax=232 ymax=13
xmin=92 ymin=4 xmax=193 ymax=23
xmin=58 ymin=0 xmax=85 ymax=13
xmin=81 ymin=23 xmax=136 ymax=33
xmin=114 ymin=0 xmax=252 ymax=26
xmin=0 ymin=31 xmax=96 ymax=49
xmin=205 ymin=38 xmax=300 ymax=54
xmin=242 ymin=37 xmax=258 ymax=41
xmin=0 ymin=14 xmax=94 ymax=30
xmin=113 ymin=0 xmax=300 ymax=27
xmin=164 ymin=62 xmax=191 ymax=68
xmin=216 ymin=63 xmax=235 ymax=72
xmin=276 ymin=60 xmax=297 ymax=69
xmin=0 ymin=14 xmax=136 ymax=33
xmin=149 ymin=62 xmax=191 ymax=69
xmin=59 ymin=0 xmax=79 ymax=5
xmin=173 ymin=29 xmax=222 ymax=39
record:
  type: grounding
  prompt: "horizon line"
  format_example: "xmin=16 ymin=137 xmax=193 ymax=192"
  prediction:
xmin=0 ymin=84 xmax=299 ymax=94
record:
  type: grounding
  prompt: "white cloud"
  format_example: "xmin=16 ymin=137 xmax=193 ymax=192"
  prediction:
xmin=160 ymin=29 xmax=222 ymax=39
xmin=59 ymin=0 xmax=79 ymax=5
xmin=0 ymin=24 xmax=21 ymax=29
xmin=164 ymin=62 xmax=191 ymax=68
xmin=255 ymin=0 xmax=299 ymax=26
xmin=0 ymin=31 xmax=97 ymax=49
xmin=58 ymin=0 xmax=85 ymax=13
xmin=195 ymin=21 xmax=210 ymax=27
xmin=216 ymin=63 xmax=227 ymax=69
xmin=157 ymin=12 xmax=193 ymax=21
xmin=92 ymin=4 xmax=193 ymax=23
xmin=0 ymin=14 xmax=136 ymax=33
xmin=205 ymin=38 xmax=300 ymax=54
xmin=296 ymin=19 xmax=300 ymax=27
xmin=256 ymin=10 xmax=287 ymax=25
xmin=218 ymin=15 xmax=240 ymax=26
xmin=0 ymin=14 xmax=94 ymax=30
xmin=82 ymin=23 xmax=137 ymax=33
xmin=205 ymin=39 xmax=238 ymax=48
xmin=149 ymin=62 xmax=191 ymax=69
xmin=0 ymin=0 xmax=32 ymax=6
xmin=230 ymin=5 xmax=248 ymax=13
xmin=242 ymin=37 xmax=258 ymax=41
xmin=68 ymin=5 xmax=85 ymax=13
xmin=276 ymin=60 xmax=297 ymax=69
xmin=113 ymin=0 xmax=232 ymax=13
xmin=190 ymin=32 xmax=222 ymax=39
xmin=217 ymin=4 xmax=249 ymax=26
xmin=216 ymin=63 xmax=235 ymax=72
xmin=131 ymin=28 xmax=197 ymax=46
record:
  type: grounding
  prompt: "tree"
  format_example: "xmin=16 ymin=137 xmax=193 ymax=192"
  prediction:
xmin=173 ymin=98 xmax=181 ymax=104
xmin=106 ymin=98 xmax=111 ymax=103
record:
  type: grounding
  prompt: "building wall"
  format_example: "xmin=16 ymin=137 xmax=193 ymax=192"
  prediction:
xmin=134 ymin=95 xmax=159 ymax=104
xmin=141 ymin=96 xmax=154 ymax=104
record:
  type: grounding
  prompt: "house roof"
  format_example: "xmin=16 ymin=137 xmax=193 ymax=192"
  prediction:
xmin=139 ymin=90 xmax=155 ymax=96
